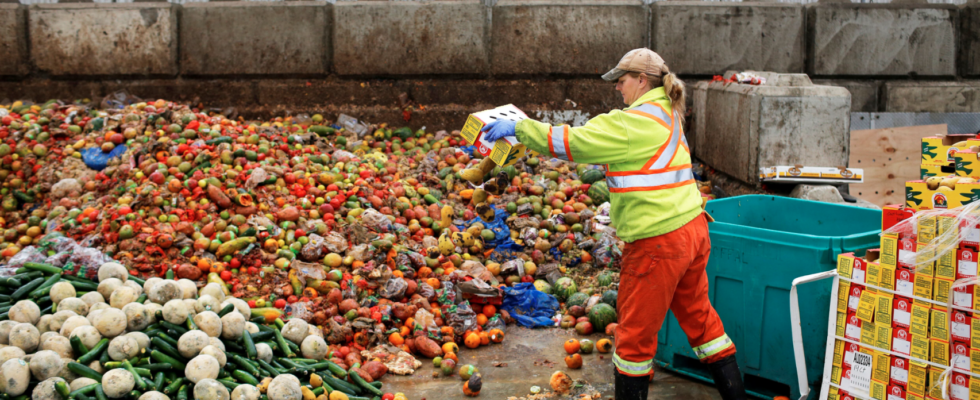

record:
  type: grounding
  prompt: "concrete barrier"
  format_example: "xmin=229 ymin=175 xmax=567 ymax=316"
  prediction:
xmin=961 ymin=4 xmax=980 ymax=77
xmin=882 ymin=81 xmax=980 ymax=112
xmin=0 ymin=4 xmax=27 ymax=76
xmin=180 ymin=2 xmax=330 ymax=76
xmin=807 ymin=3 xmax=957 ymax=77
xmin=692 ymin=72 xmax=851 ymax=184
xmin=29 ymin=3 xmax=177 ymax=76
xmin=333 ymin=1 xmax=488 ymax=76
xmin=651 ymin=2 xmax=804 ymax=75
xmin=491 ymin=0 xmax=647 ymax=75
xmin=813 ymin=79 xmax=880 ymax=112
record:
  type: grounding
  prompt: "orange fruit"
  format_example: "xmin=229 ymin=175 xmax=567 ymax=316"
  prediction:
xmin=388 ymin=333 xmax=405 ymax=346
xmin=482 ymin=305 xmax=496 ymax=318
xmin=479 ymin=332 xmax=490 ymax=346
xmin=464 ymin=333 xmax=481 ymax=349
xmin=442 ymin=342 xmax=460 ymax=355
xmin=565 ymin=353 xmax=583 ymax=369
xmin=489 ymin=329 xmax=504 ymax=343
xmin=596 ymin=338 xmax=613 ymax=353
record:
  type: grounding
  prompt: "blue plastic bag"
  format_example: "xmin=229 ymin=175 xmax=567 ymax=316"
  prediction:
xmin=456 ymin=206 xmax=514 ymax=249
xmin=501 ymin=282 xmax=559 ymax=328
xmin=81 ymin=145 xmax=127 ymax=171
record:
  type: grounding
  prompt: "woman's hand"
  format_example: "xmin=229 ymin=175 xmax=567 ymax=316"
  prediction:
xmin=480 ymin=120 xmax=517 ymax=142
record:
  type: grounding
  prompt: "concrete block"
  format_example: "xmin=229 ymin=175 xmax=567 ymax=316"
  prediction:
xmin=651 ymin=2 xmax=804 ymax=75
xmin=960 ymin=4 xmax=980 ymax=77
xmin=883 ymin=81 xmax=980 ymax=113
xmin=692 ymin=72 xmax=851 ymax=185
xmin=257 ymin=80 xmax=410 ymax=108
xmin=333 ymin=1 xmax=488 ymax=75
xmin=813 ymin=80 xmax=880 ymax=112
xmin=491 ymin=0 xmax=647 ymax=75
xmin=807 ymin=4 xmax=956 ymax=77
xmin=409 ymin=79 xmax=566 ymax=108
xmin=180 ymin=2 xmax=330 ymax=76
xmin=29 ymin=4 xmax=177 ymax=76
xmin=790 ymin=184 xmax=844 ymax=204
xmin=0 ymin=5 xmax=27 ymax=76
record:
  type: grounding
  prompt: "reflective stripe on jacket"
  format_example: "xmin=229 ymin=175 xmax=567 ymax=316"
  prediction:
xmin=514 ymin=87 xmax=702 ymax=242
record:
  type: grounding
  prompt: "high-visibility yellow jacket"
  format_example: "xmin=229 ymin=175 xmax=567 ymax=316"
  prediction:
xmin=515 ymin=87 xmax=702 ymax=243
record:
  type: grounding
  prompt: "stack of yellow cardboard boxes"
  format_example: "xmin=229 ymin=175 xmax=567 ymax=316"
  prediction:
xmin=830 ymin=206 xmax=980 ymax=400
xmin=907 ymin=135 xmax=980 ymax=211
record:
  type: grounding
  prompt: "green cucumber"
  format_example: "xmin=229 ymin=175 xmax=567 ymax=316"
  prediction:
xmin=23 ymin=262 xmax=61 ymax=275
xmin=11 ymin=277 xmax=45 ymax=300
xmin=152 ymin=371 xmax=165 ymax=392
xmin=176 ymin=385 xmax=189 ymax=400
xmin=163 ymin=378 xmax=184 ymax=395
xmin=348 ymin=367 xmax=383 ymax=396
xmin=242 ymin=330 xmax=257 ymax=360
xmin=159 ymin=321 xmax=188 ymax=335
xmin=217 ymin=379 xmax=239 ymax=391
xmin=257 ymin=360 xmax=279 ymax=377
xmin=70 ymin=335 xmax=90 ymax=357
xmin=150 ymin=350 xmax=186 ymax=370
xmin=68 ymin=383 xmax=98 ymax=399
xmin=67 ymin=362 xmax=103 ymax=381
xmin=76 ymin=338 xmax=107 ymax=365
xmin=273 ymin=329 xmax=294 ymax=358
xmin=231 ymin=370 xmax=259 ymax=385
xmin=150 ymin=338 xmax=184 ymax=362
xmin=55 ymin=380 xmax=70 ymax=399
xmin=94 ymin=385 xmax=108 ymax=400
xmin=228 ymin=353 xmax=260 ymax=376
xmin=217 ymin=304 xmax=236 ymax=317
xmin=122 ymin=360 xmax=147 ymax=391
xmin=324 ymin=360 xmax=347 ymax=379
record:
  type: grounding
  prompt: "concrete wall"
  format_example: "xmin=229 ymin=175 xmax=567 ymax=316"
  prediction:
xmin=4 ymin=1 xmax=980 ymax=124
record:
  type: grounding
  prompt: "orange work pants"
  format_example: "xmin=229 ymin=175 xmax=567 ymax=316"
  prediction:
xmin=613 ymin=213 xmax=736 ymax=377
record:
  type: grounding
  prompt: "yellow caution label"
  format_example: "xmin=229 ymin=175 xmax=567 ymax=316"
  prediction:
xmin=932 ymin=339 xmax=950 ymax=366
xmin=915 ymin=273 xmax=934 ymax=300
xmin=836 ymin=312 xmax=847 ymax=338
xmin=862 ymin=320 xmax=878 ymax=346
xmin=938 ymin=250 xmax=957 ymax=280
xmin=832 ymin=365 xmax=842 ymax=384
xmin=880 ymin=264 xmax=896 ymax=291
xmin=868 ymin=262 xmax=882 ymax=287
xmin=920 ymin=215 xmax=937 ymax=243
xmin=870 ymin=379 xmax=887 ymax=400
xmin=882 ymin=233 xmax=899 ymax=268
xmin=912 ymin=334 xmax=931 ymax=360
xmin=857 ymin=290 xmax=879 ymax=323
xmin=834 ymin=340 xmax=845 ymax=367
xmin=973 ymin=347 xmax=980 ymax=374
xmin=877 ymin=292 xmax=894 ymax=326
xmin=930 ymin=366 xmax=946 ymax=398
xmin=971 ymin=376 xmax=980 ymax=400
xmin=973 ymin=318 xmax=980 ymax=349
xmin=936 ymin=277 xmax=953 ymax=303
xmin=873 ymin=351 xmax=891 ymax=384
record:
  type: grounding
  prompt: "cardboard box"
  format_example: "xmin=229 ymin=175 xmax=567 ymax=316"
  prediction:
xmin=910 ymin=302 xmax=930 ymax=337
xmin=858 ymin=288 xmax=879 ymax=323
xmin=899 ymin=238 xmax=919 ymax=270
xmin=839 ymin=280 xmax=852 ymax=314
xmin=929 ymin=366 xmax=946 ymax=398
xmin=954 ymin=310 xmax=974 ymax=343
xmin=848 ymin=311 xmax=864 ymax=341
xmin=956 ymin=151 xmax=980 ymax=177
xmin=459 ymin=105 xmax=537 ymax=167
xmin=972 ymin=316 xmax=980 ymax=349
xmin=897 ymin=267 xmax=916 ymax=298
xmin=922 ymin=161 xmax=953 ymax=178
xmin=921 ymin=134 xmax=977 ymax=163
xmin=878 ymin=323 xmax=894 ymax=351
xmin=972 ymin=347 xmax=980 ymax=374
xmin=933 ymin=308 xmax=951 ymax=342
xmin=872 ymin=379 xmax=888 ymax=400
xmin=955 ymin=340 xmax=972 ymax=372
xmin=952 ymin=372 xmax=971 ymax=400
xmin=936 ymin=277 xmax=953 ymax=304
xmin=894 ymin=296 xmax=913 ymax=329
xmin=893 ymin=325 xmax=912 ymax=356
xmin=890 ymin=356 xmax=911 ymax=387
xmin=920 ymin=215 xmax=938 ymax=244
xmin=883 ymin=233 xmax=900 ymax=269
xmin=959 ymin=246 xmax=979 ymax=278
xmin=912 ymin=334 xmax=930 ymax=361
xmin=759 ymin=165 xmax=864 ymax=184
xmin=850 ymin=284 xmax=867 ymax=314
xmin=908 ymin=360 xmax=928 ymax=396
xmin=878 ymin=291 xmax=896 ymax=326
xmin=887 ymin=383 xmax=907 ymax=400
xmin=905 ymin=180 xmax=980 ymax=211
xmin=933 ymin=339 xmax=951 ymax=367
xmin=864 ymin=318 xmax=879 ymax=346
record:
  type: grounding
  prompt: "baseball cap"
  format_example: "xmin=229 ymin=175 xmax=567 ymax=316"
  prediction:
xmin=601 ymin=48 xmax=666 ymax=82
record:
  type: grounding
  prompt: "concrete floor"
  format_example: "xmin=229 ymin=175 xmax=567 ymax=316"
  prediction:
xmin=383 ymin=327 xmax=722 ymax=400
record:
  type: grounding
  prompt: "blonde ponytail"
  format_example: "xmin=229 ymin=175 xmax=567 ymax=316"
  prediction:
xmin=661 ymin=66 xmax=686 ymax=116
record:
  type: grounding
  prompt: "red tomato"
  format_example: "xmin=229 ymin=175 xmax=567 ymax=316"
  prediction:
xmin=219 ymin=271 xmax=232 ymax=281
xmin=247 ymin=300 xmax=257 ymax=308
xmin=230 ymin=258 xmax=241 ymax=268
xmin=274 ymin=299 xmax=287 ymax=308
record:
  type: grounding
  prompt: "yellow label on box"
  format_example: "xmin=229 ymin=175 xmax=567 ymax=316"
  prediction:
xmin=920 ymin=215 xmax=938 ymax=243
xmin=910 ymin=361 xmax=928 ymax=396
xmin=868 ymin=262 xmax=882 ymax=287
xmin=909 ymin=394 xmax=924 ymax=400
xmin=932 ymin=339 xmax=951 ymax=366
xmin=940 ymin=215 xmax=959 ymax=235
xmin=876 ymin=324 xmax=893 ymax=350
xmin=838 ymin=281 xmax=852 ymax=314
xmin=938 ymin=250 xmax=957 ymax=280
xmin=873 ymin=351 xmax=891 ymax=383
xmin=930 ymin=366 xmax=946 ymax=398
xmin=858 ymin=290 xmax=879 ymax=323
xmin=912 ymin=304 xmax=931 ymax=337
xmin=915 ymin=273 xmax=935 ymax=300
xmin=882 ymin=233 xmax=899 ymax=268
xmin=834 ymin=340 xmax=845 ymax=366
xmin=877 ymin=292 xmax=894 ymax=326
xmin=933 ymin=308 xmax=951 ymax=341
xmin=971 ymin=377 xmax=980 ymax=400
xmin=838 ymin=254 xmax=855 ymax=279
xmin=972 ymin=348 xmax=980 ymax=374
xmin=918 ymin=242 xmax=937 ymax=276
xmin=974 ymin=285 xmax=980 ymax=311
xmin=862 ymin=320 xmax=878 ymax=345
xmin=913 ymin=334 xmax=931 ymax=360
xmin=973 ymin=319 xmax=980 ymax=349
xmin=956 ymin=151 xmax=980 ymax=178
xmin=871 ymin=380 xmax=887 ymax=400
xmin=832 ymin=365 xmax=842 ymax=384
xmin=881 ymin=264 xmax=896 ymax=291
xmin=829 ymin=387 xmax=839 ymax=400
xmin=936 ymin=278 xmax=953 ymax=303
xmin=836 ymin=312 xmax=847 ymax=338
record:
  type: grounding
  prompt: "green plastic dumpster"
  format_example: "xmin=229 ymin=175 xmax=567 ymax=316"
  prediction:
xmin=654 ymin=195 xmax=882 ymax=399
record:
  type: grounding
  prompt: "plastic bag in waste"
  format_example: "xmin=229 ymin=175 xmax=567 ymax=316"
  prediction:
xmin=362 ymin=209 xmax=393 ymax=233
xmin=348 ymin=244 xmax=374 ymax=262
xmin=446 ymin=301 xmax=478 ymax=336
xmin=290 ymin=260 xmax=326 ymax=287
xmin=51 ymin=179 xmax=82 ymax=199
xmin=484 ymin=315 xmax=506 ymax=334
xmin=501 ymin=282 xmax=560 ymax=328
xmin=417 ymin=282 xmax=435 ymax=300
xmin=499 ymin=259 xmax=525 ymax=277
xmin=286 ymin=301 xmax=314 ymax=322
xmin=337 ymin=114 xmax=369 ymax=137
xmin=39 ymin=234 xmax=75 ymax=253
xmin=322 ymin=232 xmax=348 ymax=253
xmin=300 ymin=234 xmax=327 ymax=262
xmin=460 ymin=260 xmax=493 ymax=282
xmin=81 ymin=145 xmax=127 ymax=171
xmin=380 ymin=278 xmax=408 ymax=301
xmin=245 ymin=167 xmax=270 ymax=190
xmin=70 ymin=247 xmax=111 ymax=279
xmin=5 ymin=246 xmax=46 ymax=269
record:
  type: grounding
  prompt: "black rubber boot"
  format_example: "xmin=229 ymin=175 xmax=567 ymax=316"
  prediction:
xmin=614 ymin=369 xmax=650 ymax=400
xmin=707 ymin=355 xmax=748 ymax=400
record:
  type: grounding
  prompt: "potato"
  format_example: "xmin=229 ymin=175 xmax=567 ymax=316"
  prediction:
xmin=200 ymin=345 xmax=227 ymax=368
xmin=59 ymin=357 xmax=79 ymax=382
xmin=98 ymin=262 xmax=128 ymax=282
xmin=193 ymin=311 xmax=222 ymax=338
xmin=70 ymin=326 xmax=102 ymax=349
xmin=59 ymin=316 xmax=91 ymax=337
xmin=41 ymin=335 xmax=73 ymax=359
xmin=70 ymin=377 xmax=98 ymax=392
xmin=9 ymin=300 xmax=40 ymax=324
xmin=255 ymin=343 xmax=273 ymax=363
xmin=231 ymin=384 xmax=260 ymax=400
xmin=86 ymin=309 xmax=105 ymax=326
xmin=199 ymin=283 xmax=225 ymax=302
xmin=138 ymin=391 xmax=170 ymax=400
xmin=208 ymin=337 xmax=225 ymax=352
xmin=102 ymin=369 xmax=135 ymax=398
xmin=108 ymin=335 xmax=139 ymax=361
xmin=195 ymin=295 xmax=221 ymax=314
xmin=142 ymin=278 xmax=162 ymax=297
xmin=162 ymin=300 xmax=189 ymax=325
xmin=307 ymin=325 xmax=323 ymax=339
xmin=182 ymin=299 xmax=199 ymax=317
xmin=193 ymin=379 xmax=229 ymax=400
xmin=280 ymin=319 xmax=308 ymax=345
xmin=178 ymin=331 xmax=210 ymax=359
xmin=40 ymin=331 xmax=59 ymax=345
xmin=30 ymin=350 xmax=63 ymax=380
xmin=87 ymin=360 xmax=104 ymax=374
xmin=220 ymin=312 xmax=245 ymax=341
xmin=37 ymin=315 xmax=56 ymax=334
xmin=148 ymin=280 xmax=180 ymax=304
xmin=300 ymin=336 xmax=327 ymax=360
xmin=32 ymin=377 xmax=67 ymax=400
xmin=185 ymin=354 xmax=220 ymax=383
xmin=58 ymin=298 xmax=89 ymax=316
xmin=222 ymin=298 xmax=250 ymax=318
xmin=50 ymin=282 xmax=76 ymax=305
xmin=143 ymin=303 xmax=162 ymax=324
xmin=110 ymin=286 xmax=138 ymax=309
xmin=50 ymin=310 xmax=77 ymax=333
xmin=2 ymin=358 xmax=30 ymax=395
xmin=122 ymin=303 xmax=151 ymax=331
xmin=80 ymin=292 xmax=106 ymax=307
xmin=0 ymin=320 xmax=16 ymax=344
xmin=245 ymin=322 xmax=259 ymax=335
xmin=126 ymin=332 xmax=150 ymax=353
xmin=267 ymin=375 xmax=301 ymax=400
xmin=88 ymin=303 xmax=111 ymax=314
xmin=177 ymin=279 xmax=197 ymax=300
xmin=94 ymin=308 xmax=126 ymax=338
xmin=123 ymin=280 xmax=143 ymax=296
xmin=0 ymin=346 xmax=24 ymax=364
xmin=9 ymin=323 xmax=39 ymax=352
xmin=97 ymin=278 xmax=123 ymax=300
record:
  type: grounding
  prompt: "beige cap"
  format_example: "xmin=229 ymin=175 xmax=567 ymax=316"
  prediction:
xmin=601 ymin=48 xmax=666 ymax=82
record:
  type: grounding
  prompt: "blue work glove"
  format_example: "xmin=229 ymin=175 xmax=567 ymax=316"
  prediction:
xmin=481 ymin=120 xmax=517 ymax=142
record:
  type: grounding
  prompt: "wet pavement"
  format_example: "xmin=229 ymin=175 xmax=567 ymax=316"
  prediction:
xmin=383 ymin=327 xmax=722 ymax=400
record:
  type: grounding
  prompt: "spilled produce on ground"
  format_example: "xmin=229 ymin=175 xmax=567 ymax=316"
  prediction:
xmin=0 ymin=98 xmax=710 ymax=398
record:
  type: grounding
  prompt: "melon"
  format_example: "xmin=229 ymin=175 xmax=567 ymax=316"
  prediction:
xmin=533 ymin=280 xmax=553 ymax=294
xmin=581 ymin=169 xmax=606 ymax=185
xmin=553 ymin=278 xmax=578 ymax=303
xmin=566 ymin=292 xmax=589 ymax=308
xmin=587 ymin=181 xmax=610 ymax=204
xmin=600 ymin=290 xmax=617 ymax=309
xmin=588 ymin=303 xmax=617 ymax=332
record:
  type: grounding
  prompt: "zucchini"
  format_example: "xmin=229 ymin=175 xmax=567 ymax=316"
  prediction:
xmin=163 ymin=378 xmax=184 ymax=395
xmin=30 ymin=273 xmax=62 ymax=297
xmin=23 ymin=262 xmax=60 ymax=275
xmin=324 ymin=360 xmax=347 ymax=379
xmin=144 ymin=363 xmax=173 ymax=372
xmin=228 ymin=353 xmax=260 ymax=376
xmin=94 ymin=385 xmax=107 ymax=400
xmin=176 ymin=385 xmax=189 ymax=400
xmin=322 ymin=375 xmax=360 ymax=396
xmin=216 ymin=379 xmax=239 ymax=391
xmin=257 ymin=360 xmax=280 ymax=378
xmin=231 ymin=370 xmax=259 ymax=385
xmin=156 ymin=333 xmax=179 ymax=348
xmin=68 ymin=383 xmax=99 ymax=399
xmin=217 ymin=304 xmax=235 ymax=317
xmin=55 ymin=380 xmax=70 ymax=399
xmin=122 ymin=360 xmax=147 ymax=391
xmin=249 ymin=331 xmax=274 ymax=342
xmin=150 ymin=350 xmax=186 ymax=370
xmin=150 ymin=338 xmax=184 ymax=362
xmin=67 ymin=362 xmax=103 ymax=381
xmin=70 ymin=336 xmax=91 ymax=358
xmin=11 ymin=277 xmax=45 ymax=300
xmin=348 ymin=367 xmax=383 ymax=396
xmin=273 ymin=329 xmax=295 ymax=358
xmin=160 ymin=321 xmax=188 ymax=335
xmin=242 ymin=330 xmax=257 ymax=360
xmin=68 ymin=281 xmax=98 ymax=291
xmin=76 ymin=338 xmax=107 ymax=364
xmin=152 ymin=371 xmax=165 ymax=392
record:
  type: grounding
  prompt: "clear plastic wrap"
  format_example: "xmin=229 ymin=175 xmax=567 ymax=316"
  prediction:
xmin=291 ymin=260 xmax=326 ymax=286
xmin=5 ymin=246 xmax=46 ymax=269
xmin=380 ymin=278 xmax=407 ymax=300
xmin=286 ymin=301 xmax=314 ymax=321
xmin=300 ymin=234 xmax=326 ymax=261
xmin=446 ymin=301 xmax=478 ymax=336
xmin=323 ymin=232 xmax=348 ymax=253
xmin=362 ymin=209 xmax=393 ymax=233
xmin=245 ymin=167 xmax=270 ymax=190
xmin=881 ymin=201 xmax=980 ymax=274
